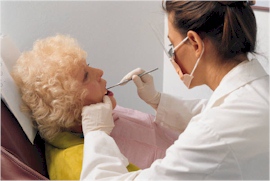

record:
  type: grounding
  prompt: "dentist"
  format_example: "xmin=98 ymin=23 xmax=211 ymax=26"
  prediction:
xmin=80 ymin=1 xmax=269 ymax=180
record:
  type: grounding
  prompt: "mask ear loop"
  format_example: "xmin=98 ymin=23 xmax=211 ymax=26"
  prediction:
xmin=190 ymin=41 xmax=205 ymax=76
xmin=173 ymin=37 xmax=189 ymax=51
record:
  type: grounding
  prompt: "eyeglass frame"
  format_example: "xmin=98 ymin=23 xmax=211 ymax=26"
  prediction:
xmin=168 ymin=37 xmax=189 ymax=59
xmin=150 ymin=23 xmax=188 ymax=60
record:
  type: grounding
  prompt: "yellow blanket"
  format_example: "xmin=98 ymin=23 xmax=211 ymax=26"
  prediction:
xmin=45 ymin=132 xmax=139 ymax=180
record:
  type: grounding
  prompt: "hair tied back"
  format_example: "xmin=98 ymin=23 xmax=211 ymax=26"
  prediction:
xmin=218 ymin=1 xmax=256 ymax=6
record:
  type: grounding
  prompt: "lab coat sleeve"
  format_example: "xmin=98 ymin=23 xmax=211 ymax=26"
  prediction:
xmin=80 ymin=131 xmax=141 ymax=180
xmin=80 ymin=118 xmax=236 ymax=180
xmin=135 ymin=119 xmax=239 ymax=180
xmin=155 ymin=93 xmax=208 ymax=132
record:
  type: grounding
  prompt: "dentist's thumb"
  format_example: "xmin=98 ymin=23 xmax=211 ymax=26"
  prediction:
xmin=132 ymin=74 xmax=161 ymax=109
xmin=103 ymin=95 xmax=112 ymax=107
xmin=82 ymin=95 xmax=114 ymax=135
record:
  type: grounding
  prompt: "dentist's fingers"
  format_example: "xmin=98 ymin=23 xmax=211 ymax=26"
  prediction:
xmin=132 ymin=75 xmax=144 ymax=88
xmin=131 ymin=72 xmax=160 ymax=109
xmin=132 ymin=73 xmax=153 ymax=88
xmin=140 ymin=73 xmax=153 ymax=83
xmin=82 ymin=95 xmax=115 ymax=135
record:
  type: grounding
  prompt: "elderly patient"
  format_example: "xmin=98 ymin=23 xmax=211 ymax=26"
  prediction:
xmin=11 ymin=34 xmax=139 ymax=180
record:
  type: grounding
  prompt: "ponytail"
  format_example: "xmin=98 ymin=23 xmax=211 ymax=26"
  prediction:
xmin=163 ymin=1 xmax=257 ymax=62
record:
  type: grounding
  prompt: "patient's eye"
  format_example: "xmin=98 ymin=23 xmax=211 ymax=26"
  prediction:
xmin=83 ymin=71 xmax=88 ymax=82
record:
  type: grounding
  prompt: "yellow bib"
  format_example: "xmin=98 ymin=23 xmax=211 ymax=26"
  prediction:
xmin=45 ymin=132 xmax=139 ymax=180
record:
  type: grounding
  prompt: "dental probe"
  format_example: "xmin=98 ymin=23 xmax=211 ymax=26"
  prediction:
xmin=106 ymin=68 xmax=158 ymax=89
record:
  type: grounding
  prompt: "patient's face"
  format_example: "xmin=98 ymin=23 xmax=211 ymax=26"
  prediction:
xmin=75 ymin=63 xmax=116 ymax=108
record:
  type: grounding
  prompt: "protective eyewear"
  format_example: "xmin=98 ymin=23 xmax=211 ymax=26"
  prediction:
xmin=150 ymin=23 xmax=188 ymax=60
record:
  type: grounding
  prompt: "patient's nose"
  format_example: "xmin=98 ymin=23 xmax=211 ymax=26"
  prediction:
xmin=95 ymin=68 xmax=103 ymax=77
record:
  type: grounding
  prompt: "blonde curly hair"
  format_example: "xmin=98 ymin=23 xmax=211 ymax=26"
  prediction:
xmin=12 ymin=34 xmax=88 ymax=141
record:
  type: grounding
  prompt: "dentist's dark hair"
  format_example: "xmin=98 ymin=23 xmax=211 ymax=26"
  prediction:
xmin=163 ymin=1 xmax=257 ymax=63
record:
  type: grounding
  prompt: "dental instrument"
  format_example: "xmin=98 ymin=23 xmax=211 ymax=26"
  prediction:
xmin=106 ymin=68 xmax=158 ymax=89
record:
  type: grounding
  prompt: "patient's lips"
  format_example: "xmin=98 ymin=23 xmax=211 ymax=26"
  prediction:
xmin=105 ymin=90 xmax=114 ymax=96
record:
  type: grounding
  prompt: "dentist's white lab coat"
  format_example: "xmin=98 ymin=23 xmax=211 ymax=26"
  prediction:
xmin=80 ymin=59 xmax=269 ymax=180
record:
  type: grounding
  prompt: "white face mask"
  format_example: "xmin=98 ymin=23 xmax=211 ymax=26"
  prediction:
xmin=149 ymin=24 xmax=204 ymax=88
xmin=169 ymin=37 xmax=204 ymax=88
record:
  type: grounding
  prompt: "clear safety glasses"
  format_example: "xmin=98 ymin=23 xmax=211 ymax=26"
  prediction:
xmin=150 ymin=23 xmax=203 ymax=88
xmin=150 ymin=23 xmax=189 ymax=60
xmin=150 ymin=23 xmax=175 ymax=59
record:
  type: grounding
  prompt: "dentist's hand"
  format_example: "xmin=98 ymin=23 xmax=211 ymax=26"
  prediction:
xmin=121 ymin=68 xmax=161 ymax=109
xmin=82 ymin=96 xmax=115 ymax=135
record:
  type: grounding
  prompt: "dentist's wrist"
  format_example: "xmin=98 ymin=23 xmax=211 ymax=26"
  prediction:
xmin=148 ymin=91 xmax=161 ymax=110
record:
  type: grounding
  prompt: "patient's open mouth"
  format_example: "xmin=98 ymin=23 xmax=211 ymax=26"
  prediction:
xmin=105 ymin=90 xmax=114 ymax=96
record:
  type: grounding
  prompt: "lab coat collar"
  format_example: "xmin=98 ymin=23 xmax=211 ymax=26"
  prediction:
xmin=204 ymin=59 xmax=268 ymax=111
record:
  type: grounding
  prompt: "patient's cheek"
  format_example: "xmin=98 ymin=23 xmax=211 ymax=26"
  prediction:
xmin=109 ymin=96 xmax=117 ymax=109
